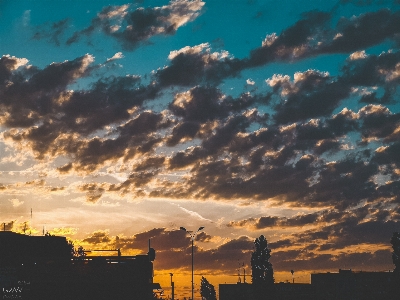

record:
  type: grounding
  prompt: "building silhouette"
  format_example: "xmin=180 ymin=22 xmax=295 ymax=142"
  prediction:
xmin=0 ymin=231 xmax=161 ymax=300
xmin=219 ymin=269 xmax=396 ymax=300
xmin=312 ymin=269 xmax=395 ymax=300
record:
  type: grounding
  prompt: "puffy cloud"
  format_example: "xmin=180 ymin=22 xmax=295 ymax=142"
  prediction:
xmin=35 ymin=1 xmax=205 ymax=50
xmin=349 ymin=50 xmax=368 ymax=60
xmin=2 ymin=3 xmax=400 ymax=276
xmin=9 ymin=198 xmax=24 ymax=207
xmin=156 ymin=43 xmax=242 ymax=87
xmin=78 ymin=183 xmax=106 ymax=203
xmin=106 ymin=52 xmax=124 ymax=61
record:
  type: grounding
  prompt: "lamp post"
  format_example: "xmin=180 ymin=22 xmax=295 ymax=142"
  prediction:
xmin=170 ymin=273 xmax=174 ymax=300
xmin=180 ymin=226 xmax=204 ymax=300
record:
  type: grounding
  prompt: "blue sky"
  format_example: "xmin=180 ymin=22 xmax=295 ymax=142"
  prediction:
xmin=1 ymin=0 xmax=400 ymax=297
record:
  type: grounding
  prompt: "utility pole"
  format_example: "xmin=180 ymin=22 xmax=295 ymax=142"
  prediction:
xmin=170 ymin=273 xmax=174 ymax=300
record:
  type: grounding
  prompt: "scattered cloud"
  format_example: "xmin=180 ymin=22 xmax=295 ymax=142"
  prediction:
xmin=9 ymin=198 xmax=24 ymax=207
xmin=2 ymin=0 xmax=400 ymax=278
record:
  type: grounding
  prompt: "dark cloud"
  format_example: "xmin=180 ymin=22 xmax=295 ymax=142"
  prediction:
xmin=360 ymin=107 xmax=400 ymax=141
xmin=166 ymin=121 xmax=201 ymax=146
xmin=255 ymin=216 xmax=280 ymax=228
xmin=82 ymin=230 xmax=111 ymax=244
xmin=2 ymin=2 xmax=400 ymax=272
xmin=33 ymin=19 xmax=70 ymax=46
xmin=273 ymin=72 xmax=350 ymax=124
xmin=230 ymin=212 xmax=324 ymax=230
xmin=0 ymin=54 xmax=93 ymax=128
xmin=169 ymin=86 xmax=227 ymax=122
xmin=1 ymin=60 xmax=165 ymax=169
xmin=79 ymin=183 xmax=106 ymax=203
xmin=37 ymin=1 xmax=205 ymax=50
xmin=247 ymin=11 xmax=331 ymax=67
xmin=246 ymin=9 xmax=400 ymax=70
xmin=269 ymin=239 xmax=292 ymax=249
xmin=76 ymin=226 xmax=395 ymax=274
xmin=319 ymin=9 xmax=400 ymax=54
xmin=373 ymin=141 xmax=400 ymax=167
xmin=155 ymin=45 xmax=243 ymax=87
xmin=195 ymin=231 xmax=212 ymax=242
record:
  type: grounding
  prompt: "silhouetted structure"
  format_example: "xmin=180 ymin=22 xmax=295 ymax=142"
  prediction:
xmin=391 ymin=232 xmax=400 ymax=274
xmin=219 ymin=283 xmax=254 ymax=300
xmin=220 ymin=282 xmax=314 ymax=300
xmin=0 ymin=231 xmax=160 ymax=300
xmin=251 ymin=235 xmax=275 ymax=299
xmin=275 ymin=282 xmax=314 ymax=300
xmin=200 ymin=276 xmax=216 ymax=300
xmin=312 ymin=269 xmax=394 ymax=300
xmin=220 ymin=270 xmax=396 ymax=300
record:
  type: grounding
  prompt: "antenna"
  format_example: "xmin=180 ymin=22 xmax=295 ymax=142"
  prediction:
xmin=238 ymin=260 xmax=242 ymax=283
xmin=30 ymin=208 xmax=32 ymax=236
xmin=237 ymin=261 xmax=241 ymax=283
xmin=243 ymin=263 xmax=246 ymax=283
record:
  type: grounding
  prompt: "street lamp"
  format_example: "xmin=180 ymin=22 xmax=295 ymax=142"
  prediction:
xmin=170 ymin=273 xmax=174 ymax=300
xmin=180 ymin=226 xmax=204 ymax=300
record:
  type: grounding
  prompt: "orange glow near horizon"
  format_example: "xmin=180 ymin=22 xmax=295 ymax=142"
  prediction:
xmin=154 ymin=270 xmax=313 ymax=299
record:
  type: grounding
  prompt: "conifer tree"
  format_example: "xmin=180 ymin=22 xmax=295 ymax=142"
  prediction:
xmin=251 ymin=235 xmax=275 ymax=299
xmin=251 ymin=235 xmax=274 ymax=286
xmin=200 ymin=276 xmax=216 ymax=300
xmin=391 ymin=232 xmax=400 ymax=274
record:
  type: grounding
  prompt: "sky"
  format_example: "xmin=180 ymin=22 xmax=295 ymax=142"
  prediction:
xmin=1 ymin=0 xmax=400 ymax=298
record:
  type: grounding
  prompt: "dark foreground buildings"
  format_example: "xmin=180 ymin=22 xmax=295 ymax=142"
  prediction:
xmin=220 ymin=269 xmax=398 ymax=300
xmin=0 ymin=231 xmax=161 ymax=300
xmin=312 ymin=269 xmax=396 ymax=300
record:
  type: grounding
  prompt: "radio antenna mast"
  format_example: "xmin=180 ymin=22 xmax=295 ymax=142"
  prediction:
xmin=237 ymin=261 xmax=242 ymax=283
xmin=30 ymin=208 xmax=32 ymax=236
xmin=243 ymin=263 xmax=246 ymax=283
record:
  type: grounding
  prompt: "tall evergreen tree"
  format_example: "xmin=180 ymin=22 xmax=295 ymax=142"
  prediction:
xmin=251 ymin=235 xmax=275 ymax=299
xmin=391 ymin=232 xmax=400 ymax=274
xmin=200 ymin=276 xmax=216 ymax=300
xmin=251 ymin=235 xmax=274 ymax=286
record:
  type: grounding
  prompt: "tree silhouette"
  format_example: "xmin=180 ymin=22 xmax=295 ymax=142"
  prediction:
xmin=251 ymin=235 xmax=275 ymax=299
xmin=389 ymin=232 xmax=400 ymax=299
xmin=391 ymin=232 xmax=400 ymax=274
xmin=200 ymin=276 xmax=216 ymax=300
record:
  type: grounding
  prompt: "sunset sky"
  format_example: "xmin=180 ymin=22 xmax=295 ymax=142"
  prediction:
xmin=1 ymin=0 xmax=400 ymax=298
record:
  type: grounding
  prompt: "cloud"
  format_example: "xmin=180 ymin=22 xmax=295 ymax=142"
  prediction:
xmin=349 ymin=50 xmax=368 ymax=60
xmin=106 ymin=52 xmax=124 ymax=61
xmin=33 ymin=19 xmax=70 ymax=46
xmin=73 ymin=226 xmax=395 ymax=274
xmin=82 ymin=230 xmax=112 ymax=244
xmin=78 ymin=183 xmax=106 ymax=203
xmin=34 ymin=1 xmax=205 ymax=50
xmin=9 ymin=198 xmax=24 ymax=207
xmin=172 ymin=203 xmax=213 ymax=222
xmin=246 ymin=78 xmax=255 ymax=85
xmin=156 ymin=43 xmax=241 ymax=87
xmin=2 ymin=3 xmax=400 ymax=272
